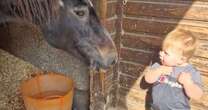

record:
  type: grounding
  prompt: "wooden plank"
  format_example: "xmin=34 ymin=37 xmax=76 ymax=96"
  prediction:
xmin=105 ymin=19 xmax=116 ymax=33
xmin=107 ymin=2 xmax=117 ymax=18
xmin=122 ymin=33 xmax=162 ymax=51
xmin=190 ymin=57 xmax=208 ymax=76
xmin=190 ymin=31 xmax=208 ymax=40
xmin=124 ymin=1 xmax=208 ymax=21
xmin=119 ymin=61 xmax=145 ymax=78
xmin=123 ymin=17 xmax=176 ymax=35
xmin=123 ymin=17 xmax=208 ymax=35
xmin=120 ymin=48 xmax=154 ymax=65
xmin=119 ymin=74 xmax=137 ymax=89
xmin=195 ymin=40 xmax=208 ymax=58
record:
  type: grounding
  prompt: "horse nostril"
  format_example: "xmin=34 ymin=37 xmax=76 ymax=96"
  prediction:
xmin=111 ymin=60 xmax=115 ymax=65
xmin=111 ymin=58 xmax=117 ymax=65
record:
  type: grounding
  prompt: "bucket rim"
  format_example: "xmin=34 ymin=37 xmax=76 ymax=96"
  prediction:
xmin=20 ymin=72 xmax=74 ymax=101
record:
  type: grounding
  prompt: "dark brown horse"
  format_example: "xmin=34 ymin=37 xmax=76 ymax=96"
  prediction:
xmin=0 ymin=0 xmax=117 ymax=69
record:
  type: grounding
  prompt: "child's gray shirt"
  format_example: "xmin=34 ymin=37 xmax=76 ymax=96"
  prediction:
xmin=150 ymin=63 xmax=202 ymax=110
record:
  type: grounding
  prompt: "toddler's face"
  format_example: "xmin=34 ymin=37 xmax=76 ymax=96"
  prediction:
xmin=159 ymin=48 xmax=183 ymax=67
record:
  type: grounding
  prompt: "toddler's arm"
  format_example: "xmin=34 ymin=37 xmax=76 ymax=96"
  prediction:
xmin=144 ymin=65 xmax=172 ymax=84
xmin=178 ymin=72 xmax=203 ymax=100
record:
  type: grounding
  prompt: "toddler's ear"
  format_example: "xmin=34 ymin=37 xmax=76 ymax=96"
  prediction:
xmin=181 ymin=56 xmax=188 ymax=63
xmin=177 ymin=56 xmax=187 ymax=65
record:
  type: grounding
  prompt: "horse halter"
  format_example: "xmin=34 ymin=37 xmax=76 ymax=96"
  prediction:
xmin=58 ymin=0 xmax=64 ymax=7
xmin=87 ymin=0 xmax=93 ymax=7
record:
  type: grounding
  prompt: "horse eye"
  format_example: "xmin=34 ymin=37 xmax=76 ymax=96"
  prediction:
xmin=74 ymin=10 xmax=85 ymax=17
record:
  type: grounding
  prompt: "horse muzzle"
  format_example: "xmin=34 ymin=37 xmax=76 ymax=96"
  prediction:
xmin=96 ymin=45 xmax=118 ymax=69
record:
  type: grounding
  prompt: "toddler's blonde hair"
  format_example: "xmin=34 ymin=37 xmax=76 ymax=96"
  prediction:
xmin=162 ymin=29 xmax=198 ymax=60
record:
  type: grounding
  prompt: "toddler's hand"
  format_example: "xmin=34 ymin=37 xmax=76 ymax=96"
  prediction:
xmin=178 ymin=72 xmax=193 ymax=85
xmin=158 ymin=65 xmax=172 ymax=75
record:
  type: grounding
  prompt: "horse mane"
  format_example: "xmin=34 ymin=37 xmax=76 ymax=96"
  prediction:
xmin=2 ymin=0 xmax=60 ymax=25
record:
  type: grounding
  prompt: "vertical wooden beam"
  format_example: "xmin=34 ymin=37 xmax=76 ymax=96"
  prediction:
xmin=110 ymin=0 xmax=124 ymax=108
xmin=89 ymin=1 xmax=107 ymax=109
xmin=90 ymin=69 xmax=106 ymax=110
xmin=92 ymin=0 xmax=107 ymax=26
xmin=98 ymin=0 xmax=107 ymax=95
xmin=99 ymin=0 xmax=107 ymax=26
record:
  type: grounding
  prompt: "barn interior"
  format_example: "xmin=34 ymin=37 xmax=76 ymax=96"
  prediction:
xmin=0 ymin=0 xmax=208 ymax=110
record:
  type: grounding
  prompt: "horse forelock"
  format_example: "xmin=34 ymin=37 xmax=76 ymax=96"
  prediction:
xmin=5 ymin=0 xmax=61 ymax=25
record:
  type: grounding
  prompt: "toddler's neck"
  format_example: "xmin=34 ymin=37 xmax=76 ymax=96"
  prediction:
xmin=178 ymin=62 xmax=189 ymax=67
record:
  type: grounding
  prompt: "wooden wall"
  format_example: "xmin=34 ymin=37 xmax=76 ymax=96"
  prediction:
xmin=117 ymin=0 xmax=208 ymax=110
xmin=94 ymin=0 xmax=208 ymax=110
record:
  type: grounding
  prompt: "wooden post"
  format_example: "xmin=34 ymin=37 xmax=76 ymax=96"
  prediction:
xmin=90 ymin=0 xmax=107 ymax=110
xmin=91 ymin=0 xmax=107 ymax=26
xmin=90 ymin=69 xmax=106 ymax=110
xmin=99 ymin=0 xmax=107 ymax=26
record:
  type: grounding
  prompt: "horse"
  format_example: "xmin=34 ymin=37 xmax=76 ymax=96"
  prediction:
xmin=0 ymin=0 xmax=117 ymax=69
xmin=0 ymin=0 xmax=117 ymax=110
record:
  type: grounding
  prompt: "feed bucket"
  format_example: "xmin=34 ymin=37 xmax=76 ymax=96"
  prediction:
xmin=21 ymin=73 xmax=74 ymax=110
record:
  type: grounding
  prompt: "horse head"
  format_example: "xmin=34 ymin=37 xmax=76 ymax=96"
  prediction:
xmin=42 ymin=0 xmax=118 ymax=69
xmin=0 ymin=0 xmax=118 ymax=69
